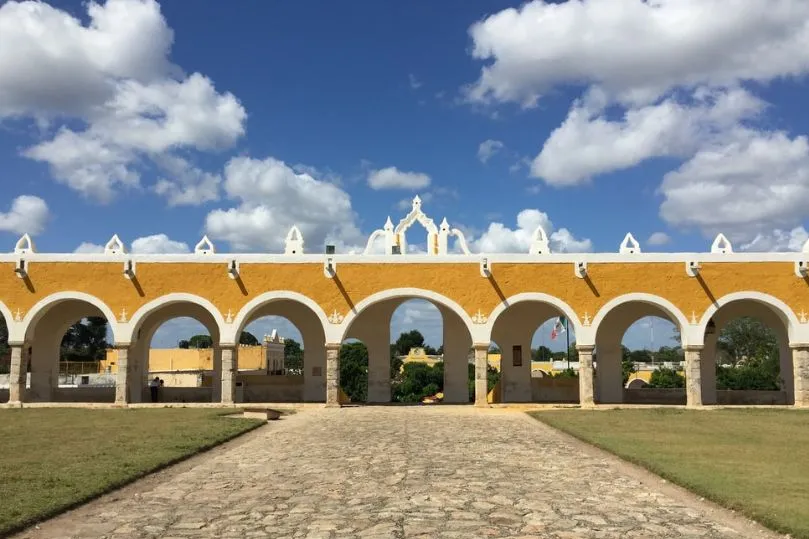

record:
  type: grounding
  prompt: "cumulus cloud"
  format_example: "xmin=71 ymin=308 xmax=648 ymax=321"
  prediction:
xmin=1 ymin=0 xmax=245 ymax=204
xmin=477 ymin=139 xmax=504 ymax=163
xmin=465 ymin=0 xmax=809 ymax=108
xmin=647 ymin=232 xmax=671 ymax=246
xmin=0 ymin=195 xmax=49 ymax=235
xmin=659 ymin=132 xmax=809 ymax=241
xmin=740 ymin=227 xmax=809 ymax=252
xmin=367 ymin=167 xmax=431 ymax=190
xmin=472 ymin=209 xmax=592 ymax=253
xmin=73 ymin=233 xmax=189 ymax=254
xmin=532 ymin=87 xmax=765 ymax=185
xmin=205 ymin=156 xmax=365 ymax=253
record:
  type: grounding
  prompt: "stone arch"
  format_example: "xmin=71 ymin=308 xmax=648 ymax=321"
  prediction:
xmin=339 ymin=287 xmax=475 ymax=343
xmin=20 ymin=291 xmax=120 ymax=344
xmin=590 ymin=293 xmax=690 ymax=346
xmin=484 ymin=292 xmax=581 ymax=343
xmin=0 ymin=299 xmax=14 ymax=337
xmin=695 ymin=291 xmax=800 ymax=345
xmin=127 ymin=293 xmax=227 ymax=344
xmin=227 ymin=291 xmax=330 ymax=345
xmin=626 ymin=378 xmax=648 ymax=389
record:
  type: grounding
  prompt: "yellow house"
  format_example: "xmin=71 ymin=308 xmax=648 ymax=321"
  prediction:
xmin=102 ymin=345 xmax=268 ymax=374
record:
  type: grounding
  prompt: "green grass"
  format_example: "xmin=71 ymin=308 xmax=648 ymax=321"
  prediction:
xmin=0 ymin=408 xmax=263 ymax=535
xmin=532 ymin=409 xmax=809 ymax=538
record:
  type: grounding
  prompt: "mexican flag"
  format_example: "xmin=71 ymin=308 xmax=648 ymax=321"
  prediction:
xmin=550 ymin=316 xmax=567 ymax=340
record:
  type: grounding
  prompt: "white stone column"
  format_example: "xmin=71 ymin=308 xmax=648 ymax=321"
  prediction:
xmin=8 ymin=344 xmax=29 ymax=404
xmin=325 ymin=343 xmax=341 ymax=407
xmin=780 ymin=339 xmax=794 ymax=404
xmin=473 ymin=344 xmax=489 ymax=407
xmin=441 ymin=307 xmax=472 ymax=403
xmin=220 ymin=346 xmax=237 ymax=404
xmin=212 ymin=345 xmax=222 ymax=403
xmin=493 ymin=320 xmax=533 ymax=403
xmin=577 ymin=345 xmax=595 ymax=407
xmin=303 ymin=341 xmax=326 ymax=402
xmin=791 ymin=345 xmax=809 ymax=407
xmin=114 ymin=346 xmax=131 ymax=404
xmin=29 ymin=338 xmax=57 ymax=403
xmin=684 ymin=345 xmax=703 ymax=407
xmin=366 ymin=335 xmax=392 ymax=404
xmin=594 ymin=344 xmax=623 ymax=403
xmin=701 ymin=333 xmax=718 ymax=405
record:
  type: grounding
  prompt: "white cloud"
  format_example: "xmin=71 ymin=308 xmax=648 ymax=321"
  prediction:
xmin=532 ymin=87 xmax=765 ymax=185
xmin=74 ymin=242 xmax=105 ymax=254
xmin=390 ymin=300 xmax=442 ymax=347
xmin=472 ymin=209 xmax=592 ymax=253
xmin=740 ymin=227 xmax=809 ymax=252
xmin=131 ymin=234 xmax=189 ymax=254
xmin=659 ymin=131 xmax=809 ymax=242
xmin=647 ymin=232 xmax=671 ymax=246
xmin=465 ymin=0 xmax=809 ymax=108
xmin=477 ymin=139 xmax=504 ymax=163
xmin=367 ymin=167 xmax=431 ymax=190
xmin=205 ymin=156 xmax=365 ymax=253
xmin=1 ymin=0 xmax=245 ymax=204
xmin=408 ymin=73 xmax=422 ymax=90
xmin=0 ymin=195 xmax=49 ymax=235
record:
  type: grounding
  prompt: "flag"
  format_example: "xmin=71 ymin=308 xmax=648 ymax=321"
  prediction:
xmin=550 ymin=316 xmax=566 ymax=340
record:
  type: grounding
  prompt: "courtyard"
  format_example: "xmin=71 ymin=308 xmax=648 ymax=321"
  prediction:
xmin=3 ymin=406 xmax=789 ymax=539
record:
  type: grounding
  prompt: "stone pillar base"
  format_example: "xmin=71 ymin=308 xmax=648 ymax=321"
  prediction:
xmin=473 ymin=344 xmax=489 ymax=407
xmin=325 ymin=344 xmax=342 ymax=407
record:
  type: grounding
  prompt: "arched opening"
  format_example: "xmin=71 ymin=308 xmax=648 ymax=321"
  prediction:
xmin=232 ymin=295 xmax=326 ymax=403
xmin=701 ymin=298 xmax=793 ymax=405
xmin=23 ymin=295 xmax=117 ymax=403
xmin=489 ymin=300 xmax=578 ymax=403
xmin=593 ymin=299 xmax=685 ymax=405
xmin=341 ymin=293 xmax=474 ymax=404
xmin=0 ymin=306 xmax=12 ymax=402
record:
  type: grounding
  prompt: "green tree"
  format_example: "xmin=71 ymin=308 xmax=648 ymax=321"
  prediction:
xmin=188 ymin=334 xmax=212 ymax=349
xmin=339 ymin=342 xmax=368 ymax=402
xmin=532 ymin=345 xmax=552 ymax=362
xmin=655 ymin=345 xmax=682 ymax=363
xmin=0 ymin=315 xmax=9 ymax=374
xmin=717 ymin=317 xmax=777 ymax=366
xmin=284 ymin=338 xmax=304 ymax=375
xmin=239 ymin=331 xmax=259 ymax=346
xmin=648 ymin=367 xmax=685 ymax=388
xmin=61 ymin=317 xmax=108 ymax=361
xmin=467 ymin=363 xmax=500 ymax=402
xmin=394 ymin=362 xmax=444 ymax=402
xmin=178 ymin=340 xmax=190 ymax=349
xmin=394 ymin=330 xmax=425 ymax=356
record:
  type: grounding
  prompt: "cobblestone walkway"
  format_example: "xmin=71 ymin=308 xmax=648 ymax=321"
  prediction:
xmin=16 ymin=407 xmax=778 ymax=539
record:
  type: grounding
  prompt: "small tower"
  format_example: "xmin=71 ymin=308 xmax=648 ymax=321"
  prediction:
xmin=285 ymin=226 xmax=304 ymax=255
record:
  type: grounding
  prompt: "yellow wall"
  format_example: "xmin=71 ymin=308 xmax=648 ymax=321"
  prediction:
xmin=2 ymin=260 xmax=805 ymax=331
xmin=102 ymin=345 xmax=267 ymax=373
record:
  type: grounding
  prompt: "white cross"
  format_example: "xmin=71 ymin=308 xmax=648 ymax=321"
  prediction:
xmin=14 ymin=309 xmax=22 ymax=322
xmin=328 ymin=309 xmax=344 ymax=324
xmin=472 ymin=309 xmax=487 ymax=324
xmin=119 ymin=308 xmax=127 ymax=323
xmin=800 ymin=310 xmax=808 ymax=324
xmin=582 ymin=312 xmax=591 ymax=326
xmin=225 ymin=310 xmax=233 ymax=324
xmin=690 ymin=310 xmax=698 ymax=325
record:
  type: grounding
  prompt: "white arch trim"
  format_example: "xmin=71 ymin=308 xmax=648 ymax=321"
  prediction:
xmin=484 ymin=292 xmax=582 ymax=344
xmin=696 ymin=291 xmax=800 ymax=345
xmin=18 ymin=291 xmax=120 ymax=344
xmin=590 ymin=293 xmax=691 ymax=344
xmin=338 ymin=287 xmax=476 ymax=343
xmin=127 ymin=293 xmax=228 ymax=345
xmin=227 ymin=290 xmax=330 ymax=345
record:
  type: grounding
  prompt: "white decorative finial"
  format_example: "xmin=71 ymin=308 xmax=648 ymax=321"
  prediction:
xmin=803 ymin=238 xmax=809 ymax=254
xmin=690 ymin=310 xmax=698 ymax=325
xmin=583 ymin=312 xmax=591 ymax=326
xmin=225 ymin=309 xmax=233 ymax=324
xmin=194 ymin=235 xmax=215 ymax=255
xmin=119 ymin=308 xmax=127 ymax=323
xmin=440 ymin=218 xmax=450 ymax=231
xmin=412 ymin=195 xmax=422 ymax=209
xmin=530 ymin=225 xmax=550 ymax=254
xmin=619 ymin=233 xmax=641 ymax=254
xmin=14 ymin=233 xmax=36 ymax=254
xmin=328 ymin=309 xmax=344 ymax=324
xmin=14 ymin=309 xmax=22 ymax=322
xmin=104 ymin=234 xmax=126 ymax=255
xmin=800 ymin=310 xmax=808 ymax=324
xmin=284 ymin=225 xmax=304 ymax=255
xmin=384 ymin=217 xmax=394 ymax=230
xmin=711 ymin=233 xmax=733 ymax=254
xmin=472 ymin=309 xmax=488 ymax=324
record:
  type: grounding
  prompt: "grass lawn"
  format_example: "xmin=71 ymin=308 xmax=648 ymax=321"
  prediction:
xmin=533 ymin=408 xmax=809 ymax=538
xmin=0 ymin=408 xmax=264 ymax=535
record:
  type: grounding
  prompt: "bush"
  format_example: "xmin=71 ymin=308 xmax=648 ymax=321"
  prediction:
xmin=648 ymin=367 xmax=685 ymax=388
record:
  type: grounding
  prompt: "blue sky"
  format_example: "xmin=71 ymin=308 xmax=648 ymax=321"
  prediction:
xmin=3 ymin=0 xmax=809 ymax=351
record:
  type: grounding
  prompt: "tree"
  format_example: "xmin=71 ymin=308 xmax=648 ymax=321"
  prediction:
xmin=394 ymin=362 xmax=444 ymax=402
xmin=239 ymin=331 xmax=259 ymax=346
xmin=532 ymin=345 xmax=552 ymax=362
xmin=0 ymin=316 xmax=8 ymax=374
xmin=188 ymin=334 xmax=212 ymax=349
xmin=394 ymin=330 xmax=425 ymax=356
xmin=648 ymin=367 xmax=685 ymax=388
xmin=423 ymin=345 xmax=438 ymax=355
xmin=339 ymin=342 xmax=368 ymax=402
xmin=717 ymin=317 xmax=777 ymax=366
xmin=61 ymin=317 xmax=109 ymax=361
xmin=178 ymin=340 xmax=190 ymax=349
xmin=284 ymin=338 xmax=304 ymax=375
xmin=467 ymin=363 xmax=500 ymax=402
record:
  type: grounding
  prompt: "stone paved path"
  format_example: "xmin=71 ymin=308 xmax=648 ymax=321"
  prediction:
xmin=15 ymin=407 xmax=779 ymax=539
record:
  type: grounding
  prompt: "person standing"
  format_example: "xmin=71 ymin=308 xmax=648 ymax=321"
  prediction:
xmin=149 ymin=377 xmax=160 ymax=403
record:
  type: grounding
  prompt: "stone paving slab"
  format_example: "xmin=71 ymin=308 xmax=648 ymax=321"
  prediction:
xmin=13 ymin=406 xmax=782 ymax=539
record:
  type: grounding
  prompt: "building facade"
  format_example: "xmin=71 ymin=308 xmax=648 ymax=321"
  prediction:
xmin=1 ymin=197 xmax=808 ymax=407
